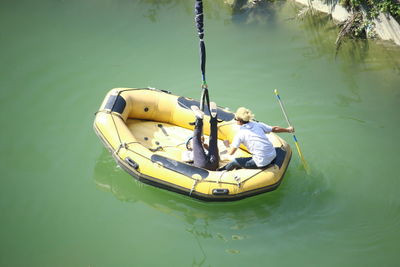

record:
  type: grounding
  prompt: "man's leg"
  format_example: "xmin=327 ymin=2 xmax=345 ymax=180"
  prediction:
xmin=243 ymin=158 xmax=259 ymax=169
xmin=224 ymin=157 xmax=254 ymax=171
xmin=205 ymin=116 xmax=219 ymax=171
xmin=192 ymin=118 xmax=208 ymax=169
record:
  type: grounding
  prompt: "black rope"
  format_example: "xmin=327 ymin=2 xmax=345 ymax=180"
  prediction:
xmin=195 ymin=0 xmax=206 ymax=85
xmin=199 ymin=87 xmax=210 ymax=114
xmin=195 ymin=0 xmax=212 ymax=115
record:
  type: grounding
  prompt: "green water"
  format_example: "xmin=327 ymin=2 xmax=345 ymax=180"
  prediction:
xmin=1 ymin=0 xmax=400 ymax=266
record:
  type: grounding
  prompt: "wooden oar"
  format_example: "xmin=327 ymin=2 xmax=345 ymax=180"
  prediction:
xmin=274 ymin=89 xmax=310 ymax=174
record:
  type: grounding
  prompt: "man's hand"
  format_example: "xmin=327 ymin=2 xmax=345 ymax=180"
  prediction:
xmin=287 ymin=126 xmax=295 ymax=133
xmin=223 ymin=140 xmax=230 ymax=148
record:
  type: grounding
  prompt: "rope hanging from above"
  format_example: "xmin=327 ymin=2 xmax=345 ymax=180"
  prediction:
xmin=195 ymin=0 xmax=206 ymax=87
xmin=195 ymin=0 xmax=210 ymax=113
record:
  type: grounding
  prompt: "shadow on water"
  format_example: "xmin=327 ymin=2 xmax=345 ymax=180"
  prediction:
xmin=93 ymin=149 xmax=336 ymax=232
xmin=231 ymin=0 xmax=284 ymax=26
xmin=137 ymin=0 xmax=283 ymax=26
xmin=295 ymin=8 xmax=400 ymax=108
xmin=138 ymin=0 xmax=230 ymax=23
xmin=138 ymin=0 xmax=192 ymax=22
xmin=295 ymin=5 xmax=368 ymax=64
xmin=298 ymin=12 xmax=342 ymax=59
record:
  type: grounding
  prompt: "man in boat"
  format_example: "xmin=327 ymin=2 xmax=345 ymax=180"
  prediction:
xmin=182 ymin=102 xmax=220 ymax=171
xmin=220 ymin=107 xmax=294 ymax=171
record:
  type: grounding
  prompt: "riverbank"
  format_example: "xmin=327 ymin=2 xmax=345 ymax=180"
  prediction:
xmin=224 ymin=0 xmax=400 ymax=46
xmin=293 ymin=0 xmax=400 ymax=46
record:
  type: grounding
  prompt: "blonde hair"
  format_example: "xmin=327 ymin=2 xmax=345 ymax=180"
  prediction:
xmin=235 ymin=107 xmax=254 ymax=122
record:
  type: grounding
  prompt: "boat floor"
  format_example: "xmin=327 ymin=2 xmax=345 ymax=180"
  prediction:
xmin=126 ymin=119 xmax=251 ymax=168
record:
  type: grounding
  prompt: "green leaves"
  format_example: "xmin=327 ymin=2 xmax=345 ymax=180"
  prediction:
xmin=338 ymin=0 xmax=400 ymax=22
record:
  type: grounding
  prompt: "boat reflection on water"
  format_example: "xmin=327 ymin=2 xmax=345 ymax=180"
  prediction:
xmin=93 ymin=149 xmax=291 ymax=221
xmin=93 ymin=149 xmax=332 ymax=260
xmin=93 ymin=149 xmax=328 ymax=226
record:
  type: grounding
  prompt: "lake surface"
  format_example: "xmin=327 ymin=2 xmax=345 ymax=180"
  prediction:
xmin=1 ymin=0 xmax=400 ymax=266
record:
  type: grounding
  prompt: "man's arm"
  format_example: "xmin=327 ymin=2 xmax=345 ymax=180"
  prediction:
xmin=228 ymin=147 xmax=238 ymax=156
xmin=223 ymin=140 xmax=238 ymax=156
xmin=271 ymin=126 xmax=294 ymax=133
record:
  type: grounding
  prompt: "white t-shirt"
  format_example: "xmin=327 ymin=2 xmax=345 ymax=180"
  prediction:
xmin=231 ymin=121 xmax=276 ymax=167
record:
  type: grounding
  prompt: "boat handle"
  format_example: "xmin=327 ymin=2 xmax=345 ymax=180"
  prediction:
xmin=212 ymin=188 xmax=229 ymax=195
xmin=125 ymin=157 xmax=139 ymax=170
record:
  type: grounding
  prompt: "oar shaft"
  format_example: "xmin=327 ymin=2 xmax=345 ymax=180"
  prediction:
xmin=276 ymin=93 xmax=292 ymax=127
xmin=274 ymin=89 xmax=310 ymax=173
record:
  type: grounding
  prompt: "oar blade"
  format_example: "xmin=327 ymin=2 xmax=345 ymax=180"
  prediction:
xmin=296 ymin=143 xmax=310 ymax=174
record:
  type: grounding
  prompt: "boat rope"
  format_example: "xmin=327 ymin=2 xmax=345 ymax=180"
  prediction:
xmin=234 ymin=174 xmax=242 ymax=188
xmin=149 ymin=146 xmax=163 ymax=152
xmin=106 ymin=89 xmax=147 ymax=157
xmin=217 ymin=170 xmax=227 ymax=184
xmin=114 ymin=141 xmax=141 ymax=155
xmin=195 ymin=0 xmax=211 ymax=115
xmin=115 ymin=142 xmax=128 ymax=155
xmin=154 ymin=142 xmax=186 ymax=151
xmin=189 ymin=179 xmax=199 ymax=196
xmin=107 ymin=90 xmax=141 ymax=158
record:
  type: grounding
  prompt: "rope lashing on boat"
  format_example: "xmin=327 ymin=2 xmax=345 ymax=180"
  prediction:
xmin=234 ymin=174 xmax=242 ymax=188
xmin=217 ymin=171 xmax=241 ymax=187
xmin=115 ymin=142 xmax=128 ymax=155
xmin=106 ymin=90 xmax=147 ymax=162
xmin=189 ymin=179 xmax=199 ymax=196
xmin=149 ymin=146 xmax=163 ymax=152
xmin=195 ymin=0 xmax=211 ymax=115
xmin=218 ymin=170 xmax=227 ymax=184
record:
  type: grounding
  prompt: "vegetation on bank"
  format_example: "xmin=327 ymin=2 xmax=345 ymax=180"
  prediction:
xmin=332 ymin=0 xmax=400 ymax=50
xmin=340 ymin=0 xmax=400 ymax=22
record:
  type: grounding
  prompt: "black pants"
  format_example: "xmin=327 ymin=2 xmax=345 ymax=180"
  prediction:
xmin=193 ymin=117 xmax=219 ymax=171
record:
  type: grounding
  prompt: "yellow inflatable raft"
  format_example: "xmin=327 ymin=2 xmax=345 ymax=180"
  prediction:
xmin=93 ymin=88 xmax=292 ymax=201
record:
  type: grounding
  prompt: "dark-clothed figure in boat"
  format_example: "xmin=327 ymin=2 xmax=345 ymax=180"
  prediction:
xmin=182 ymin=102 xmax=220 ymax=171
